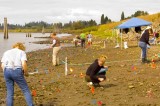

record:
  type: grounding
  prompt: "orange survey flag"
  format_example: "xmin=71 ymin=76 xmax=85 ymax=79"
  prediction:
xmin=131 ymin=65 xmax=136 ymax=70
xmin=32 ymin=90 xmax=36 ymax=96
xmin=80 ymin=72 xmax=84 ymax=78
xmin=90 ymin=86 xmax=95 ymax=94
xmin=151 ymin=62 xmax=156 ymax=69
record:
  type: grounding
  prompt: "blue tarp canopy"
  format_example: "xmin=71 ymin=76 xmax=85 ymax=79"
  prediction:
xmin=117 ymin=17 xmax=152 ymax=29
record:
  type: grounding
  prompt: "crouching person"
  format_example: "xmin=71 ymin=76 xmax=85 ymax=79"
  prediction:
xmin=85 ymin=55 xmax=108 ymax=87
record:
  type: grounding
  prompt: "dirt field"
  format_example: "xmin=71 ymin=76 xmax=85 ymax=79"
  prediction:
xmin=1 ymin=39 xmax=160 ymax=106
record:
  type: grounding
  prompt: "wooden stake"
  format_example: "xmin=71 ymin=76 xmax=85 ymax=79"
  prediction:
xmin=4 ymin=17 xmax=8 ymax=39
xmin=29 ymin=33 xmax=32 ymax=37
xmin=121 ymin=31 xmax=122 ymax=50
xmin=65 ymin=57 xmax=68 ymax=76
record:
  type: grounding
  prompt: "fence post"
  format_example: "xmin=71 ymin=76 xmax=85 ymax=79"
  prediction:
xmin=65 ymin=57 xmax=68 ymax=76
xmin=4 ymin=17 xmax=8 ymax=39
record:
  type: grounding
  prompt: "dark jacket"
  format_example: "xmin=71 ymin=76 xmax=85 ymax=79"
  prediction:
xmin=140 ymin=30 xmax=150 ymax=45
xmin=86 ymin=59 xmax=104 ymax=82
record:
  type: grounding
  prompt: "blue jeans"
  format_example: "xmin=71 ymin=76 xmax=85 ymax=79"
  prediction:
xmin=139 ymin=41 xmax=147 ymax=58
xmin=4 ymin=68 xmax=34 ymax=106
xmin=85 ymin=70 xmax=106 ymax=84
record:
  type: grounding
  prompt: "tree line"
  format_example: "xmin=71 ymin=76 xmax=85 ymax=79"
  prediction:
xmin=121 ymin=10 xmax=149 ymax=20
xmin=0 ymin=20 xmax=97 ymax=31
xmin=0 ymin=10 xmax=149 ymax=31
xmin=53 ymin=19 xmax=97 ymax=30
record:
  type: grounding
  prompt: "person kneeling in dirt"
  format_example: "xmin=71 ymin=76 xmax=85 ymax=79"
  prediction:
xmin=85 ymin=55 xmax=108 ymax=87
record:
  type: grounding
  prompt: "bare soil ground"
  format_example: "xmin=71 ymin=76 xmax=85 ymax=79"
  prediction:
xmin=1 ymin=39 xmax=160 ymax=106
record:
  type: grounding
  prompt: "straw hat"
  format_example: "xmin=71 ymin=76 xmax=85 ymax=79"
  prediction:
xmin=146 ymin=26 xmax=151 ymax=30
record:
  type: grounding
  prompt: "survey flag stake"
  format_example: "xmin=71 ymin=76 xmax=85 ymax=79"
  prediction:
xmin=65 ymin=57 xmax=68 ymax=76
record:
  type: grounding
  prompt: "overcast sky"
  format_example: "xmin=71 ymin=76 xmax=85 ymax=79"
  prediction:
xmin=0 ymin=0 xmax=160 ymax=25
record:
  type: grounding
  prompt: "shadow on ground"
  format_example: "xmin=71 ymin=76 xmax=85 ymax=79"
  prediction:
xmin=101 ymin=84 xmax=117 ymax=88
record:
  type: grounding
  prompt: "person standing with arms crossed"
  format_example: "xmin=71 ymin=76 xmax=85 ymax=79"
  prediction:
xmin=50 ymin=33 xmax=61 ymax=66
xmin=1 ymin=42 xmax=34 ymax=106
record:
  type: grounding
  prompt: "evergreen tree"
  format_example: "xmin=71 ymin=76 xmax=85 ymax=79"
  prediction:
xmin=121 ymin=11 xmax=125 ymax=20
xmin=104 ymin=16 xmax=108 ymax=24
xmin=101 ymin=14 xmax=105 ymax=24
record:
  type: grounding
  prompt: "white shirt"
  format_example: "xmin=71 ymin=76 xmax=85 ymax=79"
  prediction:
xmin=52 ymin=39 xmax=56 ymax=45
xmin=1 ymin=48 xmax=27 ymax=68
xmin=88 ymin=34 xmax=92 ymax=39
